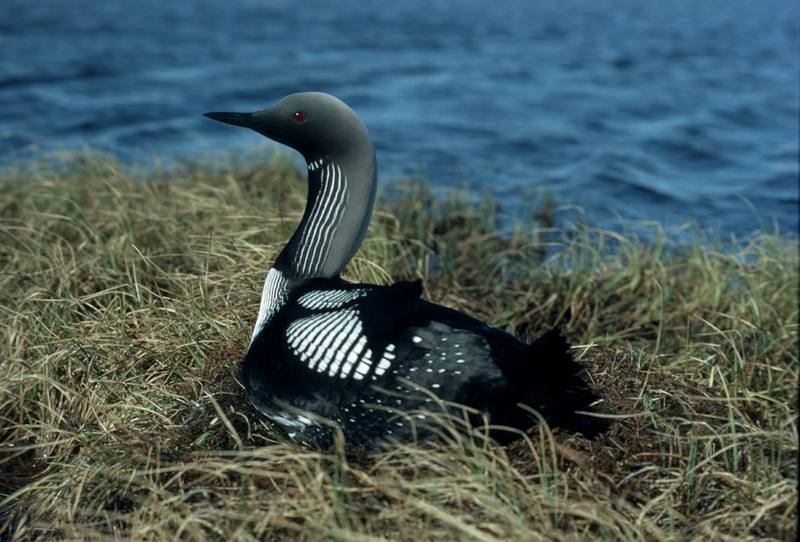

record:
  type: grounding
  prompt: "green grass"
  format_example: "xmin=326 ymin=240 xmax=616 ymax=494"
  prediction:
xmin=0 ymin=152 xmax=797 ymax=540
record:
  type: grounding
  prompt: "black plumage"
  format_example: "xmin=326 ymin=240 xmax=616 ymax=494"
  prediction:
xmin=204 ymin=92 xmax=607 ymax=449
xmin=242 ymin=278 xmax=605 ymax=448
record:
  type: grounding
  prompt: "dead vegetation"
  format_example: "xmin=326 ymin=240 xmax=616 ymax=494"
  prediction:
xmin=0 ymin=152 xmax=796 ymax=540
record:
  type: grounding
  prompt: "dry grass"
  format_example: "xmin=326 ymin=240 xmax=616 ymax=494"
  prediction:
xmin=0 ymin=152 xmax=797 ymax=541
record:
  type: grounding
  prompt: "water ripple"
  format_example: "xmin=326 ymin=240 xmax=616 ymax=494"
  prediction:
xmin=0 ymin=0 xmax=796 ymax=237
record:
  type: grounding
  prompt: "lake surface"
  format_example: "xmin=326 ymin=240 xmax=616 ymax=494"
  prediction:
xmin=1 ymin=0 xmax=798 ymax=236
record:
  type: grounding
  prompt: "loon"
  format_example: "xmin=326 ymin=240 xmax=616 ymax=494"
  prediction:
xmin=204 ymin=92 xmax=605 ymax=449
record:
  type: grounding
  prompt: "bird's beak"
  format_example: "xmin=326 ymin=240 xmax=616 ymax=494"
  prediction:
xmin=204 ymin=108 xmax=292 ymax=146
xmin=203 ymin=111 xmax=257 ymax=128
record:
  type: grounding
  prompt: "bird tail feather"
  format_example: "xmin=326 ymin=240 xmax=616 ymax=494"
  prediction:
xmin=490 ymin=329 xmax=609 ymax=439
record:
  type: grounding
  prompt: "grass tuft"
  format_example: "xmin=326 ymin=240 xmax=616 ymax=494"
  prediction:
xmin=0 ymin=153 xmax=797 ymax=540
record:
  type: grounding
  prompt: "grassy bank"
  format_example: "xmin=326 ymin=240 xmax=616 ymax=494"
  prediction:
xmin=0 ymin=153 xmax=797 ymax=541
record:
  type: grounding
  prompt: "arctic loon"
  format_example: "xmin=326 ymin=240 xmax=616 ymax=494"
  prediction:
xmin=204 ymin=92 xmax=605 ymax=449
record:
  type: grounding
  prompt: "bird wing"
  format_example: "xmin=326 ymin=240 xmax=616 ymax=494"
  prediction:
xmin=272 ymin=278 xmax=426 ymax=383
xmin=245 ymin=278 xmax=509 ymax=413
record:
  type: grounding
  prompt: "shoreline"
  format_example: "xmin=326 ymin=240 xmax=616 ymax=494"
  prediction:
xmin=2 ymin=147 xmax=795 ymax=242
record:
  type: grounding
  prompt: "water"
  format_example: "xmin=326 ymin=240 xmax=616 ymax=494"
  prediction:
xmin=1 ymin=0 xmax=798 ymax=236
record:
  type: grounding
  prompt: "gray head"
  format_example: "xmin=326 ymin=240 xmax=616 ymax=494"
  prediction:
xmin=204 ymin=92 xmax=372 ymax=162
xmin=204 ymin=92 xmax=377 ymax=282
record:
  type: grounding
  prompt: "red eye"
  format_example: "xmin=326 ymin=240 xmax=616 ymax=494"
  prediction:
xmin=292 ymin=111 xmax=306 ymax=122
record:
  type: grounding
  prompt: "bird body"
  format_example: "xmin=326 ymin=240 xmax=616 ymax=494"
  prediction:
xmin=205 ymin=93 xmax=604 ymax=448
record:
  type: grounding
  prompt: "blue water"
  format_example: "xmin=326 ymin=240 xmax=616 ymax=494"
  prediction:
xmin=1 ymin=0 xmax=798 ymax=236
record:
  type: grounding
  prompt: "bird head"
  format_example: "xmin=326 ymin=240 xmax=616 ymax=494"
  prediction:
xmin=204 ymin=92 xmax=369 ymax=161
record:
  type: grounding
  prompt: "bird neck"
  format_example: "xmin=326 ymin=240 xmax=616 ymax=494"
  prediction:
xmin=274 ymin=149 xmax=377 ymax=284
